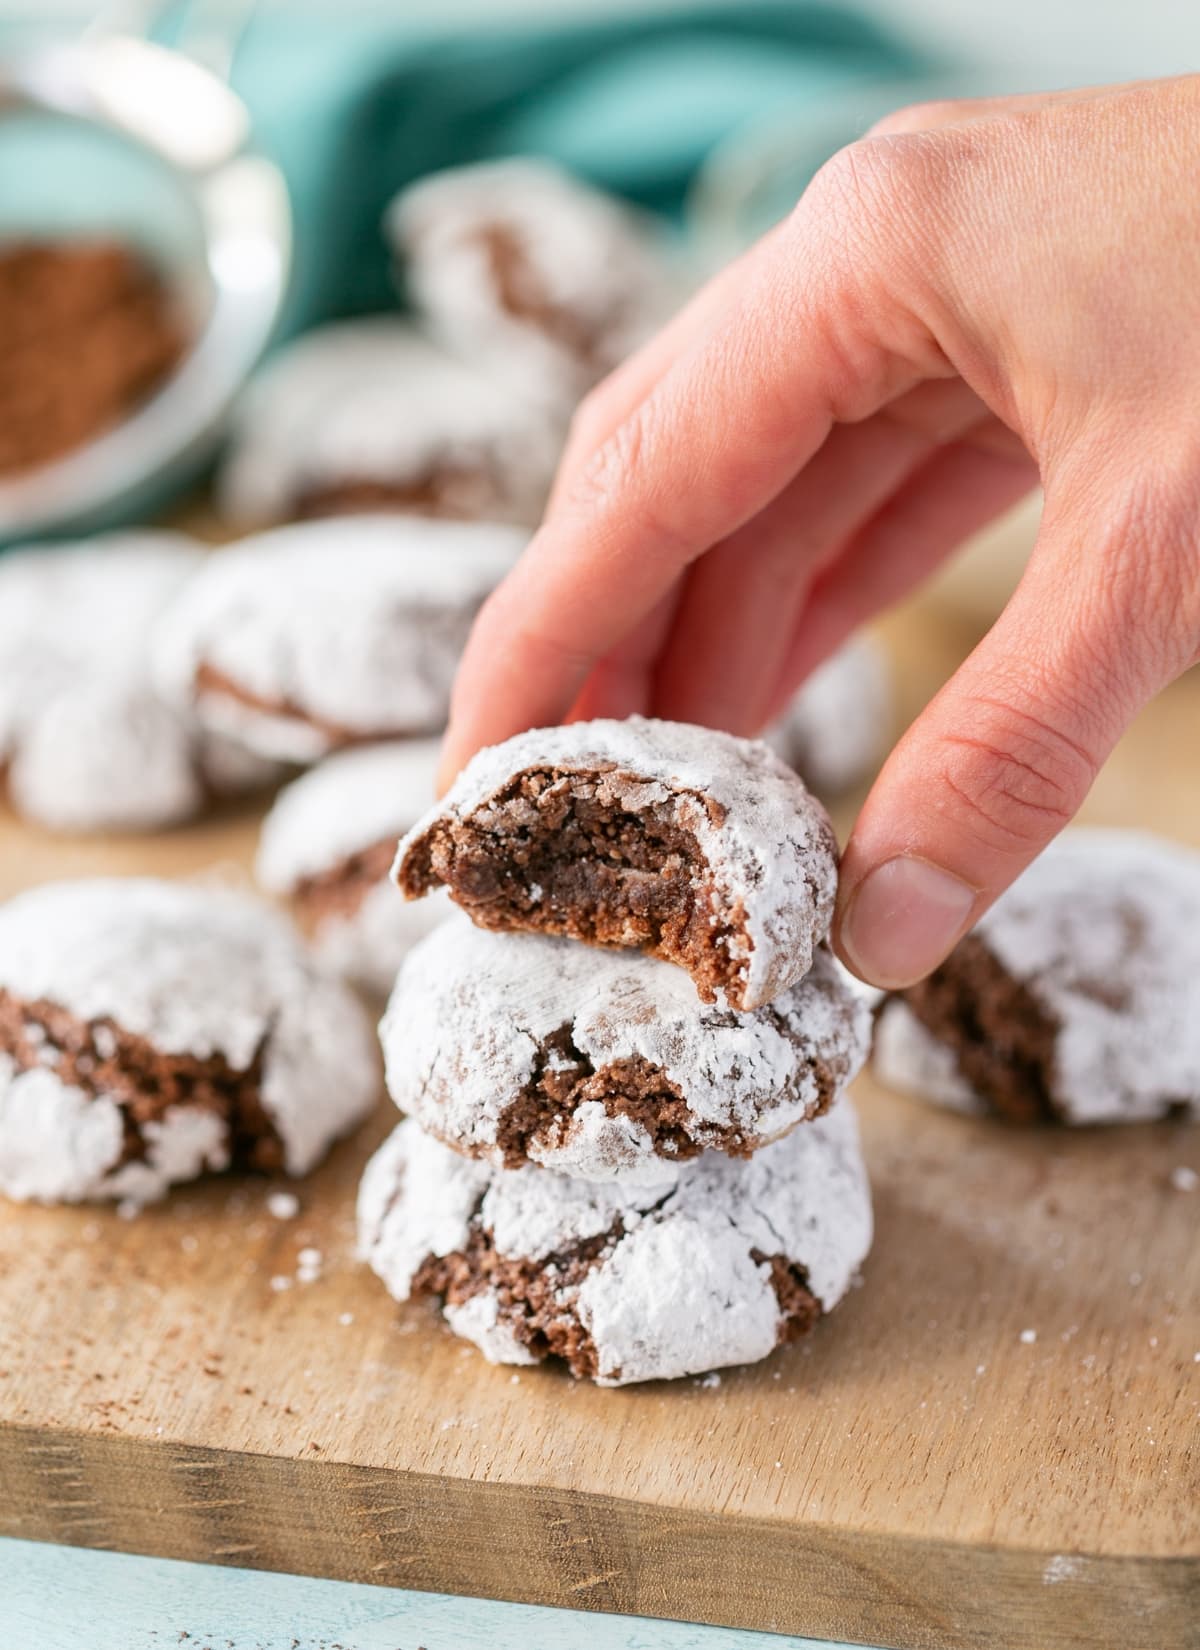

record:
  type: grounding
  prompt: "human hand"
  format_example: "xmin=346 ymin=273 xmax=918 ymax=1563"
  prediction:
xmin=440 ymin=78 xmax=1200 ymax=988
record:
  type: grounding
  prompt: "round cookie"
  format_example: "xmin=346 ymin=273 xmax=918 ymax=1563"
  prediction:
xmin=0 ymin=533 xmax=283 ymax=833
xmin=874 ymin=829 xmax=1200 ymax=1125
xmin=257 ymin=741 xmax=452 ymax=996
xmin=358 ymin=1102 xmax=872 ymax=1386
xmin=217 ymin=319 xmax=562 ymax=530
xmin=152 ymin=515 xmax=526 ymax=763
xmin=387 ymin=159 xmax=679 ymax=410
xmin=394 ymin=717 xmax=838 ymax=1013
xmin=0 ymin=878 xmax=379 ymax=1206
xmin=764 ymin=636 xmax=890 ymax=797
xmin=382 ymin=917 xmax=870 ymax=1181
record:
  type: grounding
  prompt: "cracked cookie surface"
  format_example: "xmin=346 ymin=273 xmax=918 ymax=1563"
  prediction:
xmin=0 ymin=878 xmax=379 ymax=1205
xmin=357 ymin=1103 xmax=872 ymax=1385
xmin=382 ymin=917 xmax=869 ymax=1181
xmin=874 ymin=829 xmax=1200 ymax=1125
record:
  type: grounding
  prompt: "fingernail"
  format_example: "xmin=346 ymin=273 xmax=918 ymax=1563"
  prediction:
xmin=839 ymin=857 xmax=977 ymax=989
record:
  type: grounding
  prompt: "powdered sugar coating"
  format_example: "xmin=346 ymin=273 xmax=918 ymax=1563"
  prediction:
xmin=0 ymin=532 xmax=202 ymax=760
xmin=764 ymin=636 xmax=890 ymax=796
xmin=357 ymin=1103 xmax=873 ymax=1385
xmin=0 ymin=879 xmax=379 ymax=1205
xmin=873 ymin=1001 xmax=983 ymax=1115
xmin=395 ymin=717 xmax=838 ymax=1011
xmin=258 ymin=741 xmax=442 ymax=889
xmin=388 ymin=159 xmax=680 ymax=411
xmin=257 ymin=742 xmax=452 ymax=995
xmin=9 ymin=675 xmax=204 ymax=832
xmin=0 ymin=532 xmax=271 ymax=831
xmin=381 ymin=917 xmax=870 ymax=1180
xmin=217 ymin=319 xmax=562 ymax=528
xmin=884 ymin=829 xmax=1200 ymax=1125
xmin=153 ymin=515 xmax=526 ymax=762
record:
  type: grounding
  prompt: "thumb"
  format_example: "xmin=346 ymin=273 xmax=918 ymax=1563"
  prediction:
xmin=833 ymin=486 xmax=1191 ymax=988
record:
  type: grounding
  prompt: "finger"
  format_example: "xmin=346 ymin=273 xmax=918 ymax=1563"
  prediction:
xmin=440 ymin=167 xmax=941 ymax=782
xmin=833 ymin=482 xmax=1193 ymax=989
xmin=866 ymin=84 xmax=1106 ymax=139
xmin=568 ymin=589 xmax=680 ymax=722
xmin=649 ymin=409 xmax=941 ymax=731
xmin=766 ymin=440 xmax=1038 ymax=718
xmin=549 ymin=227 xmax=792 ymax=515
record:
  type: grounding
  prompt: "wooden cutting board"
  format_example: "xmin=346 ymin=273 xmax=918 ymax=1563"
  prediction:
xmin=0 ymin=600 xmax=1196 ymax=1650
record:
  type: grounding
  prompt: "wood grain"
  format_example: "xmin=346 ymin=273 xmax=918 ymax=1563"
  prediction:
xmin=0 ymin=597 xmax=1197 ymax=1650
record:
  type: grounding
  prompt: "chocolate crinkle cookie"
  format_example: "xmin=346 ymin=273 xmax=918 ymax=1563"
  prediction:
xmin=0 ymin=878 xmax=378 ymax=1206
xmin=382 ymin=917 xmax=870 ymax=1182
xmin=152 ymin=515 xmax=526 ymax=764
xmin=256 ymin=740 xmax=451 ymax=997
xmin=764 ymin=636 xmax=890 ymax=797
xmin=358 ymin=1103 xmax=872 ymax=1386
xmin=216 ymin=320 xmax=562 ymax=531
xmin=874 ymin=829 xmax=1200 ymax=1125
xmin=0 ymin=534 xmax=283 ymax=833
xmin=387 ymin=159 xmax=681 ymax=410
xmin=394 ymin=717 xmax=838 ymax=1012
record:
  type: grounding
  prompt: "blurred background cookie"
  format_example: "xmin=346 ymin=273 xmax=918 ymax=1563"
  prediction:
xmin=256 ymin=739 xmax=451 ymax=997
xmin=153 ymin=515 xmax=526 ymax=763
xmin=388 ymin=159 xmax=681 ymax=411
xmin=764 ymin=635 xmax=891 ymax=797
xmin=217 ymin=319 xmax=563 ymax=531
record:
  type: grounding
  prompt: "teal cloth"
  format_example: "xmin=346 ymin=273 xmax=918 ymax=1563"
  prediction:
xmin=209 ymin=1 xmax=931 ymax=335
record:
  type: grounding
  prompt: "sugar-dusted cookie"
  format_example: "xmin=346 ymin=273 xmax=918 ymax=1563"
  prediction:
xmin=358 ymin=1103 xmax=872 ymax=1386
xmin=257 ymin=741 xmax=451 ymax=996
xmin=764 ymin=636 xmax=890 ymax=797
xmin=217 ymin=320 xmax=562 ymax=530
xmin=382 ymin=917 xmax=869 ymax=1181
xmin=0 ymin=533 xmax=282 ymax=833
xmin=0 ymin=879 xmax=378 ymax=1206
xmin=153 ymin=515 xmax=526 ymax=764
xmin=874 ymin=829 xmax=1200 ymax=1125
xmin=387 ymin=159 xmax=679 ymax=409
xmin=395 ymin=718 xmax=838 ymax=1012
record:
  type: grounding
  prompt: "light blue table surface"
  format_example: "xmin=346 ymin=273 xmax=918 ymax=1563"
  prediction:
xmin=2 ymin=1538 xmax=865 ymax=1650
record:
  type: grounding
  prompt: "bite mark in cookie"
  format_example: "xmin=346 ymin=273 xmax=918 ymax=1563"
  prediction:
xmin=400 ymin=764 xmax=743 ymax=1003
xmin=395 ymin=717 xmax=838 ymax=1013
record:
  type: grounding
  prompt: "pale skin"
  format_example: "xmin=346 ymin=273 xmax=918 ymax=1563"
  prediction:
xmin=440 ymin=77 xmax=1200 ymax=989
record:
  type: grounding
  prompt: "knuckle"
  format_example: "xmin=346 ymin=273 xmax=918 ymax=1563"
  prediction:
xmin=561 ymin=407 xmax=692 ymax=559
xmin=936 ymin=698 xmax=1100 ymax=853
xmin=866 ymin=98 xmax=969 ymax=138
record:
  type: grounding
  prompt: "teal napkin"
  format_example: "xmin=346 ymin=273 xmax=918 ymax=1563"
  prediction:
xmin=221 ymin=2 xmax=930 ymax=335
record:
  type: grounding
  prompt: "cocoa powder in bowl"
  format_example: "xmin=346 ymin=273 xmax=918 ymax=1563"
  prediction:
xmin=0 ymin=238 xmax=186 ymax=476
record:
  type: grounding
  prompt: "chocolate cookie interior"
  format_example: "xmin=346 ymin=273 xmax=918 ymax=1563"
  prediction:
xmin=899 ymin=934 xmax=1059 ymax=1123
xmin=479 ymin=224 xmax=608 ymax=371
xmin=0 ymin=989 xmax=283 ymax=1171
xmin=413 ymin=1220 xmax=614 ymax=1379
xmin=411 ymin=1217 xmax=820 ymax=1383
xmin=292 ymin=837 xmax=396 ymax=930
xmin=0 ymin=239 xmax=186 ymax=477
xmin=400 ymin=766 xmax=746 ymax=1002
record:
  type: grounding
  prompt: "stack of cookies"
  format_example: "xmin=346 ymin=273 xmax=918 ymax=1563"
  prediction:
xmin=358 ymin=717 xmax=875 ymax=1387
